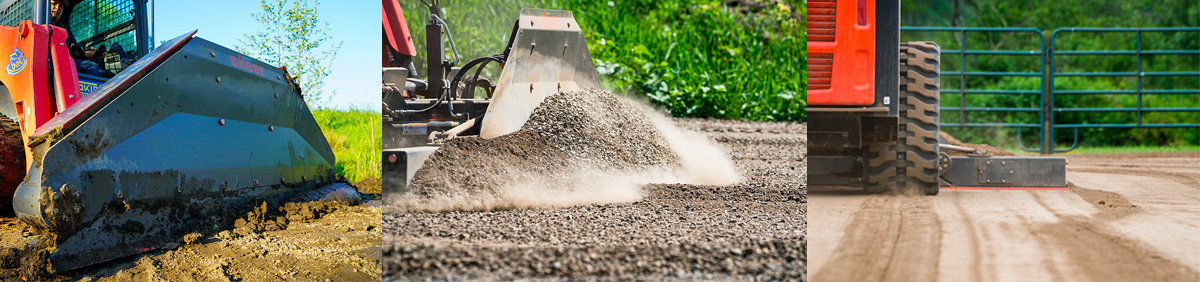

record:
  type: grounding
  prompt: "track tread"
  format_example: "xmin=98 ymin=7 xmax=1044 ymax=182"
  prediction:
xmin=863 ymin=142 xmax=897 ymax=193
xmin=899 ymin=41 xmax=941 ymax=195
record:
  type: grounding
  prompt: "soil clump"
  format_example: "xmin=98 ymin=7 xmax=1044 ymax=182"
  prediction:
xmin=0 ymin=182 xmax=380 ymax=281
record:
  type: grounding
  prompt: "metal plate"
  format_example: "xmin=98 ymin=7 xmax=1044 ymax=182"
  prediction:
xmin=940 ymin=156 xmax=1067 ymax=188
xmin=382 ymin=146 xmax=439 ymax=202
xmin=478 ymin=8 xmax=600 ymax=139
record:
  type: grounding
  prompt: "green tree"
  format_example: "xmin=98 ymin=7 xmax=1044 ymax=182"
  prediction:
xmin=239 ymin=0 xmax=343 ymax=107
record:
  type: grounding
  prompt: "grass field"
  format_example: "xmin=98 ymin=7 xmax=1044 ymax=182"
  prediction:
xmin=313 ymin=108 xmax=381 ymax=182
xmin=400 ymin=0 xmax=805 ymax=121
xmin=1063 ymin=145 xmax=1200 ymax=155
xmin=1000 ymin=145 xmax=1200 ymax=155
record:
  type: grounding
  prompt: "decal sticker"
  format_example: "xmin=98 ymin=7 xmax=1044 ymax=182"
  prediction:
xmin=6 ymin=48 xmax=26 ymax=76
xmin=79 ymin=80 xmax=100 ymax=96
xmin=229 ymin=54 xmax=266 ymax=76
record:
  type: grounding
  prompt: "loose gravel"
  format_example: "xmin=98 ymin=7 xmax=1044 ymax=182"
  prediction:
xmin=392 ymin=89 xmax=736 ymax=212
xmin=384 ymin=89 xmax=807 ymax=281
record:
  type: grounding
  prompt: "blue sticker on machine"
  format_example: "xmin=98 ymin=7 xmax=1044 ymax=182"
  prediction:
xmin=78 ymin=80 xmax=100 ymax=96
xmin=6 ymin=48 xmax=26 ymax=75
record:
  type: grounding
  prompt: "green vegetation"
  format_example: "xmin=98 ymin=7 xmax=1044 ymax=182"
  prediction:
xmin=400 ymin=0 xmax=805 ymax=121
xmin=902 ymin=0 xmax=1199 ymax=149
xmin=1065 ymin=145 xmax=1200 ymax=154
xmin=313 ymin=109 xmax=381 ymax=182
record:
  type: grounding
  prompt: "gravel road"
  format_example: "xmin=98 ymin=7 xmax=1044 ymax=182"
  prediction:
xmin=384 ymin=119 xmax=806 ymax=281
xmin=808 ymin=152 xmax=1200 ymax=282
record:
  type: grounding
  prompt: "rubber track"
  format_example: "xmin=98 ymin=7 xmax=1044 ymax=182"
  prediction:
xmin=864 ymin=141 xmax=897 ymax=193
xmin=0 ymin=114 xmax=23 ymax=208
xmin=899 ymin=42 xmax=941 ymax=195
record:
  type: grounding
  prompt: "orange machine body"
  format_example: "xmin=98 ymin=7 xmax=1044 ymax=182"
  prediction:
xmin=807 ymin=0 xmax=876 ymax=106
xmin=0 ymin=21 xmax=85 ymax=166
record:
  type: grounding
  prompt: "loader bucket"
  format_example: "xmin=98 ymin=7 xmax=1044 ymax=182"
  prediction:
xmin=10 ymin=31 xmax=336 ymax=272
xmin=478 ymin=9 xmax=602 ymax=139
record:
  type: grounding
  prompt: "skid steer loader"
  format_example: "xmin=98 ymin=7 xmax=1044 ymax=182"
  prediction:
xmin=381 ymin=0 xmax=600 ymax=200
xmin=806 ymin=0 xmax=1067 ymax=195
xmin=0 ymin=0 xmax=338 ymax=272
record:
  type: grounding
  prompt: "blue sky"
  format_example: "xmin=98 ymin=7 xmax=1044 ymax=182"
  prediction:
xmin=155 ymin=0 xmax=379 ymax=110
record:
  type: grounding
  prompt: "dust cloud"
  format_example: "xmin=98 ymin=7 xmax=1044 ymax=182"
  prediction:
xmin=389 ymin=89 xmax=741 ymax=212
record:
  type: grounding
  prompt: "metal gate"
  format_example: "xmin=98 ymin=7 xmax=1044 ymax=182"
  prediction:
xmin=901 ymin=27 xmax=1200 ymax=154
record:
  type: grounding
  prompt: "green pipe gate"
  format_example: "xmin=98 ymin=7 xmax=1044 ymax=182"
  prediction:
xmin=901 ymin=27 xmax=1200 ymax=154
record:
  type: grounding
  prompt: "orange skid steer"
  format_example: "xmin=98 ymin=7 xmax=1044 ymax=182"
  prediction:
xmin=0 ymin=0 xmax=340 ymax=272
xmin=806 ymin=0 xmax=1067 ymax=194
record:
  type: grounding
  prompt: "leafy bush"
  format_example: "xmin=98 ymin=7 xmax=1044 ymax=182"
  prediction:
xmin=901 ymin=0 xmax=1199 ymax=149
xmin=400 ymin=0 xmax=805 ymax=121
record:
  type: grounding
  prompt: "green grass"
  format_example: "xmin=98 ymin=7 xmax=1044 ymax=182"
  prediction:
xmin=559 ymin=0 xmax=805 ymax=121
xmin=1062 ymin=145 xmax=1200 ymax=155
xmin=401 ymin=0 xmax=805 ymax=121
xmin=312 ymin=108 xmax=381 ymax=182
xmin=995 ymin=144 xmax=1200 ymax=155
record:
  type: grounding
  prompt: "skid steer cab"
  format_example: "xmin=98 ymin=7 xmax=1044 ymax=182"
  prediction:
xmin=0 ymin=0 xmax=151 ymax=203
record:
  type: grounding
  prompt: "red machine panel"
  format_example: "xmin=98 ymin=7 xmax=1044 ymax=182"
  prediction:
xmin=807 ymin=0 xmax=876 ymax=106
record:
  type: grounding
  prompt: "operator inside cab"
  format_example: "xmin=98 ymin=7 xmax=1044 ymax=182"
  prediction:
xmin=50 ymin=0 xmax=107 ymax=77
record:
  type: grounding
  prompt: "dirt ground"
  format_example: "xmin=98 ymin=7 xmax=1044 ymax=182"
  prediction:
xmin=0 ymin=178 xmax=383 ymax=281
xmin=384 ymin=119 xmax=806 ymax=281
xmin=808 ymin=152 xmax=1200 ymax=282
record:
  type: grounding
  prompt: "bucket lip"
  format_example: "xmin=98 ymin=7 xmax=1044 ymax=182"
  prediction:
xmin=518 ymin=8 xmax=574 ymax=18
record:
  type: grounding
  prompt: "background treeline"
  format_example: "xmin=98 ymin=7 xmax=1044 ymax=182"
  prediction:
xmin=400 ymin=0 xmax=805 ymax=121
xmin=901 ymin=0 xmax=1199 ymax=149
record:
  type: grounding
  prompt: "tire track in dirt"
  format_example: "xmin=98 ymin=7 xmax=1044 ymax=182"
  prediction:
xmin=1029 ymin=190 xmax=1199 ymax=282
xmin=811 ymin=195 xmax=940 ymax=282
xmin=948 ymin=192 xmax=983 ymax=282
xmin=810 ymin=152 xmax=1200 ymax=282
xmin=1065 ymin=152 xmax=1200 ymax=280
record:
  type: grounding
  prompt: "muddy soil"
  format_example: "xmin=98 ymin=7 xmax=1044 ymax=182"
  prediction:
xmin=356 ymin=178 xmax=383 ymax=194
xmin=0 ymin=184 xmax=382 ymax=281
xmin=384 ymin=119 xmax=806 ymax=281
xmin=809 ymin=151 xmax=1200 ymax=282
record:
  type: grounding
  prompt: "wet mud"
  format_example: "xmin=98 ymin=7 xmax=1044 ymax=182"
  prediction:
xmin=0 ymin=183 xmax=382 ymax=281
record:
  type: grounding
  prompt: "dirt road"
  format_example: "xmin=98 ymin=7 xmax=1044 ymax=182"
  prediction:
xmin=0 ymin=179 xmax=383 ymax=281
xmin=384 ymin=119 xmax=806 ymax=281
xmin=809 ymin=152 xmax=1200 ymax=282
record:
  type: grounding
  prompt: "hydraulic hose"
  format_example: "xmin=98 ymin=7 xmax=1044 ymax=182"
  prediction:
xmin=429 ymin=14 xmax=461 ymax=66
xmin=450 ymin=55 xmax=504 ymax=100
xmin=395 ymin=55 xmax=504 ymax=115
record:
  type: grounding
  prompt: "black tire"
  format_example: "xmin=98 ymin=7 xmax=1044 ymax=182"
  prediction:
xmin=899 ymin=42 xmax=942 ymax=195
xmin=0 ymin=114 xmax=24 ymax=208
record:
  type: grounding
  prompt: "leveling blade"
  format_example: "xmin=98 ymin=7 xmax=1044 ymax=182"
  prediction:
xmin=11 ymin=31 xmax=336 ymax=272
xmin=478 ymin=8 xmax=602 ymax=139
xmin=938 ymin=155 xmax=1068 ymax=190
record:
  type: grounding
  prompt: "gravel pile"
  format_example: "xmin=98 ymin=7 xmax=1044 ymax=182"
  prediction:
xmin=393 ymin=89 xmax=688 ymax=212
